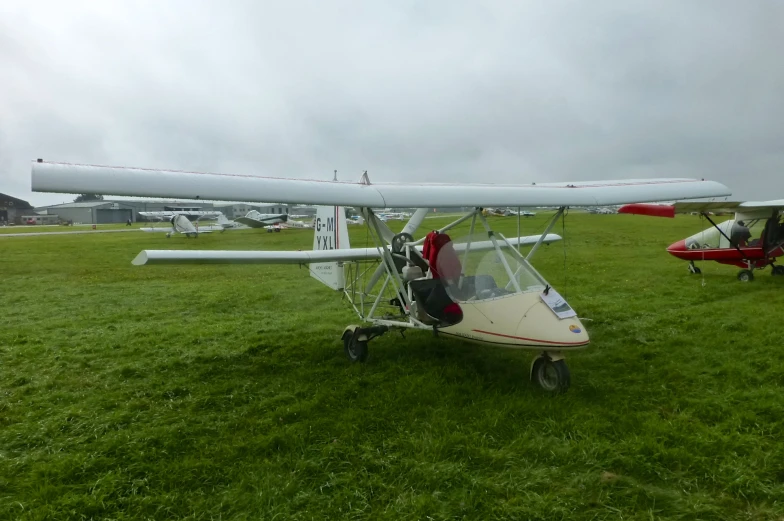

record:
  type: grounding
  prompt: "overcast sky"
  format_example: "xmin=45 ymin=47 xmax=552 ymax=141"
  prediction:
xmin=2 ymin=0 xmax=783 ymax=205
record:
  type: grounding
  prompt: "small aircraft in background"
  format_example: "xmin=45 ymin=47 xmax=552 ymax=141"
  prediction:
xmin=619 ymin=200 xmax=784 ymax=281
xmin=280 ymin=220 xmax=313 ymax=229
xmin=485 ymin=208 xmax=536 ymax=218
xmin=234 ymin=210 xmax=288 ymax=228
xmin=138 ymin=210 xmax=238 ymax=238
xmin=32 ymin=159 xmax=730 ymax=392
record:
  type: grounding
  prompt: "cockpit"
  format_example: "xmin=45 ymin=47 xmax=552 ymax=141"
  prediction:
xmin=404 ymin=230 xmax=567 ymax=326
xmin=682 ymin=216 xmax=782 ymax=251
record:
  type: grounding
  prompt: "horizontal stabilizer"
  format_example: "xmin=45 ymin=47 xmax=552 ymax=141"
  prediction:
xmin=132 ymin=234 xmax=562 ymax=265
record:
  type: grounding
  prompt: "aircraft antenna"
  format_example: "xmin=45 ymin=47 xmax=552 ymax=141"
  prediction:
xmin=333 ymin=169 xmax=338 ymax=182
xmin=360 ymin=171 xmax=371 ymax=185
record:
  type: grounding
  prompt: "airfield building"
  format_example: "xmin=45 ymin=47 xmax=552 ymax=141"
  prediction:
xmin=41 ymin=201 xmax=137 ymax=224
xmin=0 ymin=193 xmax=34 ymax=224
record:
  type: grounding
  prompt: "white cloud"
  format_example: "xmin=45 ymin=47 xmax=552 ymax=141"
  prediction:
xmin=2 ymin=0 xmax=783 ymax=204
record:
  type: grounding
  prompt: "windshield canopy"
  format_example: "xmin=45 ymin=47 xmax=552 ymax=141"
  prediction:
xmin=435 ymin=232 xmax=549 ymax=302
xmin=685 ymin=218 xmax=765 ymax=249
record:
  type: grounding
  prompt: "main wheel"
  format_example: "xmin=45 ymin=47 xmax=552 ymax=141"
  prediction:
xmin=531 ymin=356 xmax=570 ymax=393
xmin=342 ymin=331 xmax=369 ymax=363
xmin=737 ymin=269 xmax=754 ymax=282
xmin=772 ymin=266 xmax=784 ymax=276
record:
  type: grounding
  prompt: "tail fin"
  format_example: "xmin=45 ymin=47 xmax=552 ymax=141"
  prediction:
xmin=310 ymin=206 xmax=350 ymax=290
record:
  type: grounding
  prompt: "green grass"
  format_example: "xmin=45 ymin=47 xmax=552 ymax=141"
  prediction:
xmin=1 ymin=213 xmax=783 ymax=520
xmin=0 ymin=223 xmax=138 ymax=234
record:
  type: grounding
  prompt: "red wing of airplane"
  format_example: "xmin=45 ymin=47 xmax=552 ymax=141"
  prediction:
xmin=619 ymin=200 xmax=784 ymax=280
xmin=31 ymin=160 xmax=731 ymax=393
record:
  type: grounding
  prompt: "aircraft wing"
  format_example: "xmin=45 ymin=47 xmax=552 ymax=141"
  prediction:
xmin=32 ymin=161 xmax=731 ymax=208
xmin=740 ymin=200 xmax=784 ymax=209
xmin=132 ymin=233 xmax=562 ymax=265
xmin=619 ymin=199 xmax=784 ymax=218
xmin=139 ymin=210 xmax=223 ymax=218
xmin=139 ymin=227 xmax=172 ymax=233
xmin=233 ymin=217 xmax=268 ymax=228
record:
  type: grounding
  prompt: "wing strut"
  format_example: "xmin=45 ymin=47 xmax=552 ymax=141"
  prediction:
xmin=527 ymin=207 xmax=566 ymax=261
xmin=364 ymin=208 xmax=430 ymax=295
xmin=701 ymin=212 xmax=747 ymax=260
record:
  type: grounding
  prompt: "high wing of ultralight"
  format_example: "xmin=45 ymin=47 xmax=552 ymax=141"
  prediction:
xmin=31 ymin=159 xmax=732 ymax=393
xmin=32 ymin=160 xmax=730 ymax=208
xmin=619 ymin=200 xmax=784 ymax=281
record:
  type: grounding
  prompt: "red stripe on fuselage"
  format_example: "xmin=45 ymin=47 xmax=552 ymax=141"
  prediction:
xmin=471 ymin=329 xmax=589 ymax=346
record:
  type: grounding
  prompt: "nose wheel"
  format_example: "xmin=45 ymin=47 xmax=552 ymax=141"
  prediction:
xmin=688 ymin=261 xmax=701 ymax=275
xmin=531 ymin=354 xmax=570 ymax=393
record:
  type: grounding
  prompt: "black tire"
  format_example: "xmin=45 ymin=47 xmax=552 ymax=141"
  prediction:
xmin=737 ymin=269 xmax=754 ymax=282
xmin=772 ymin=266 xmax=784 ymax=276
xmin=688 ymin=264 xmax=701 ymax=275
xmin=531 ymin=357 xmax=570 ymax=393
xmin=343 ymin=332 xmax=368 ymax=363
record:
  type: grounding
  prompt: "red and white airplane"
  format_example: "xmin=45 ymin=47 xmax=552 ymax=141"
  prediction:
xmin=619 ymin=200 xmax=784 ymax=281
xmin=31 ymin=160 xmax=730 ymax=392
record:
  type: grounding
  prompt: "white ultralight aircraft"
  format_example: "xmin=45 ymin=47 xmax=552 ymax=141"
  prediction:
xmin=138 ymin=210 xmax=238 ymax=237
xmin=31 ymin=160 xmax=731 ymax=392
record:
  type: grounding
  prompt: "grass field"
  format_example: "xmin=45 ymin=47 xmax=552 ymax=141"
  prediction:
xmin=1 ymin=212 xmax=783 ymax=520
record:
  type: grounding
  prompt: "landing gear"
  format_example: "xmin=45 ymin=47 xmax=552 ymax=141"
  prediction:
xmin=343 ymin=331 xmax=368 ymax=363
xmin=341 ymin=325 xmax=389 ymax=363
xmin=688 ymin=261 xmax=701 ymax=275
xmin=737 ymin=269 xmax=754 ymax=282
xmin=531 ymin=353 xmax=570 ymax=393
xmin=772 ymin=265 xmax=784 ymax=276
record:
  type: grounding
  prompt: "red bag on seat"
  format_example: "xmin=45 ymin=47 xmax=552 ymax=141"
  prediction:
xmin=422 ymin=231 xmax=461 ymax=282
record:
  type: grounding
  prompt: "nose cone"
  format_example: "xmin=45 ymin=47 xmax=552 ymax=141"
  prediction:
xmin=514 ymin=300 xmax=590 ymax=348
xmin=667 ymin=239 xmax=689 ymax=259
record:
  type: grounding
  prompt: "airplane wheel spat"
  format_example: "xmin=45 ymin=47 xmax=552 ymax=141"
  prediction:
xmin=531 ymin=355 xmax=571 ymax=393
xmin=31 ymin=160 xmax=732 ymax=394
xmin=343 ymin=335 xmax=368 ymax=363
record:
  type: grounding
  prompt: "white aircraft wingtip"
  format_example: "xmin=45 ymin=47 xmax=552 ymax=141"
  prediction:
xmin=132 ymin=251 xmax=149 ymax=265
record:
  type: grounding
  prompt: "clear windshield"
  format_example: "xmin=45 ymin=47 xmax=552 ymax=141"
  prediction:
xmin=685 ymin=219 xmax=764 ymax=249
xmin=436 ymin=232 xmax=548 ymax=302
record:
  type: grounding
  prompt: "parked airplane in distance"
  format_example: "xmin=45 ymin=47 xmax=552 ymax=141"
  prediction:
xmin=619 ymin=200 xmax=784 ymax=281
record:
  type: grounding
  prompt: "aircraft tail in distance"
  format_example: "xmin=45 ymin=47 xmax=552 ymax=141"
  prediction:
xmin=310 ymin=206 xmax=350 ymax=290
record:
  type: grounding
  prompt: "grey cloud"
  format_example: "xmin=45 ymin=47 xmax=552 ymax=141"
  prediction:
xmin=1 ymin=0 xmax=783 ymax=204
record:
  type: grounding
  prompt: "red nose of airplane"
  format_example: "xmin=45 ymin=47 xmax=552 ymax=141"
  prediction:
xmin=667 ymin=239 xmax=689 ymax=259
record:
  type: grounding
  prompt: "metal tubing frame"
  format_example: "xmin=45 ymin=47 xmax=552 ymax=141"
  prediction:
xmin=477 ymin=212 xmax=522 ymax=293
xmin=366 ymin=208 xmax=411 ymax=309
xmin=411 ymin=209 xmax=482 ymax=245
xmin=458 ymin=212 xmax=478 ymax=289
xmin=526 ymin=206 xmax=565 ymax=261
